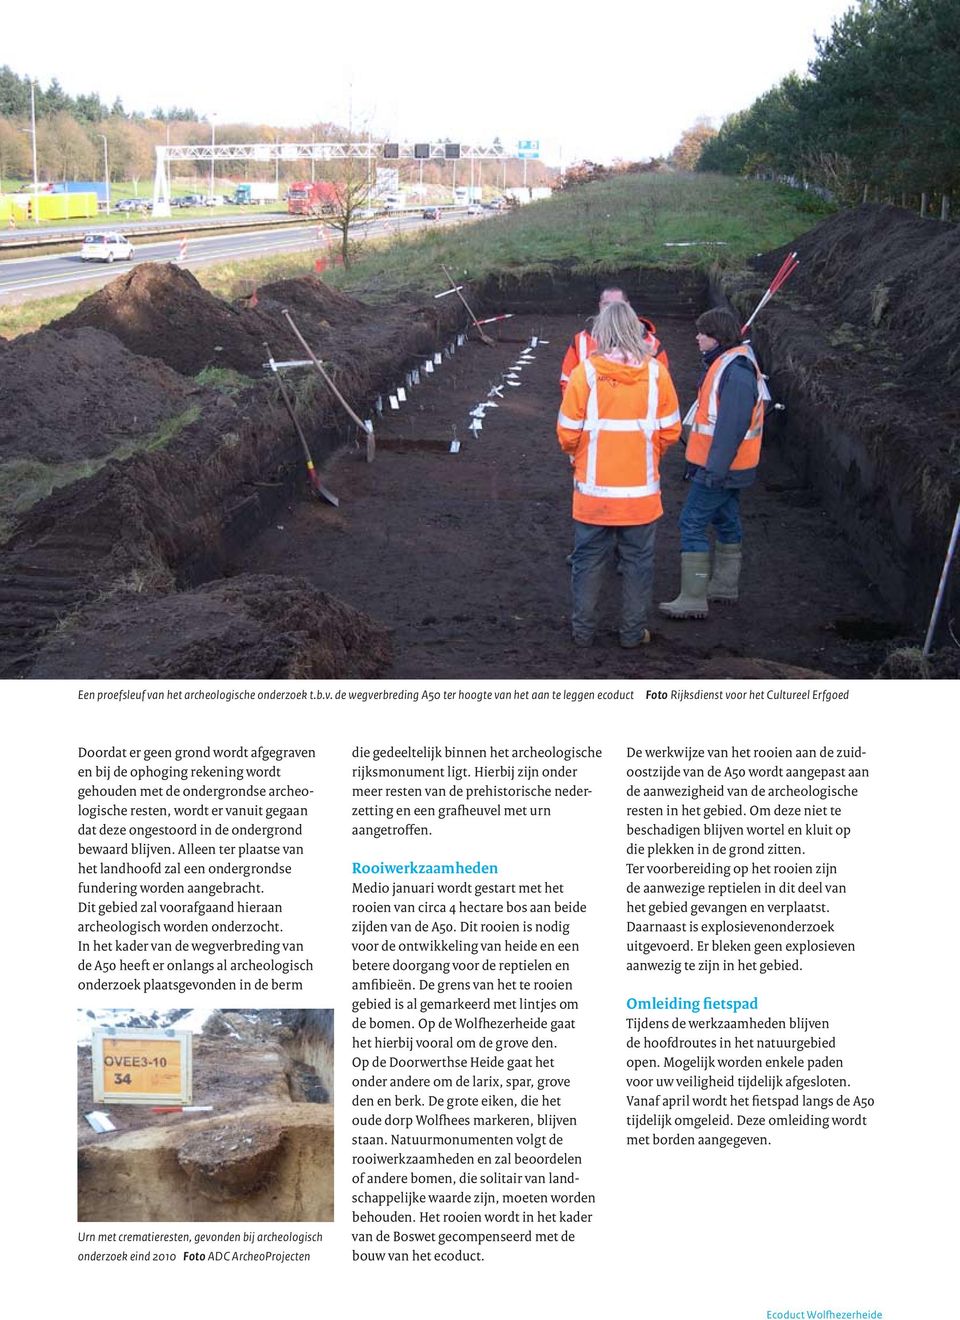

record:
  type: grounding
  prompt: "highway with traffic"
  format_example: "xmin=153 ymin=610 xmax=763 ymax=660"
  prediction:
xmin=0 ymin=210 xmax=464 ymax=304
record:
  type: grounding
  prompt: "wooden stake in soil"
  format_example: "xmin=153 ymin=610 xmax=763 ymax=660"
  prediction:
xmin=264 ymin=342 xmax=340 ymax=506
xmin=281 ymin=309 xmax=376 ymax=463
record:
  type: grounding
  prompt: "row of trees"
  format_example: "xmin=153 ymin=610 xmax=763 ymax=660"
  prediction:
xmin=0 ymin=116 xmax=553 ymax=194
xmin=0 ymin=66 xmax=553 ymax=194
xmin=0 ymin=66 xmax=197 ymax=124
xmin=0 ymin=111 xmax=360 ymax=193
xmin=695 ymin=0 xmax=960 ymax=213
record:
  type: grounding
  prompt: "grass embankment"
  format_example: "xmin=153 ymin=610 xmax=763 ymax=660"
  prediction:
xmin=331 ymin=173 xmax=832 ymax=298
xmin=196 ymin=173 xmax=834 ymax=303
xmin=0 ymin=291 xmax=91 ymax=338
xmin=0 ymin=173 xmax=831 ymax=339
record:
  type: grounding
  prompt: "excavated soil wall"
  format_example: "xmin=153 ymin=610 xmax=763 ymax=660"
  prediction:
xmin=477 ymin=265 xmax=709 ymax=321
xmin=717 ymin=283 xmax=957 ymax=628
xmin=78 ymin=1104 xmax=333 ymax=1221
xmin=716 ymin=207 xmax=960 ymax=631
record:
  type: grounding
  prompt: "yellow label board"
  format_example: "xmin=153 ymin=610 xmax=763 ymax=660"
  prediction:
xmin=92 ymin=1029 xmax=193 ymax=1105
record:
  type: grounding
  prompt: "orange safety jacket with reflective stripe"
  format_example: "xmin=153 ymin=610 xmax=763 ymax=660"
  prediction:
xmin=559 ymin=318 xmax=669 ymax=393
xmin=684 ymin=345 xmax=764 ymax=472
xmin=557 ymin=355 xmax=682 ymax=525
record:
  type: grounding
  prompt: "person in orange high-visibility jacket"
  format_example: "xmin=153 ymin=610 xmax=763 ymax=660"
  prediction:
xmin=659 ymin=307 xmax=766 ymax=620
xmin=557 ymin=300 xmax=682 ymax=648
xmin=559 ymin=287 xmax=670 ymax=396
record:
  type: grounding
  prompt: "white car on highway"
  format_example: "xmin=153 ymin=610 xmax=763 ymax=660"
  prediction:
xmin=80 ymin=232 xmax=135 ymax=263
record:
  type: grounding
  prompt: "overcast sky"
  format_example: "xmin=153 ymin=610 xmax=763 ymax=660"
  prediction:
xmin=4 ymin=1 xmax=855 ymax=164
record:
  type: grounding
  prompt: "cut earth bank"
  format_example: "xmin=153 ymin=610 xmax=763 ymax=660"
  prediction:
xmin=2 ymin=204 xmax=957 ymax=680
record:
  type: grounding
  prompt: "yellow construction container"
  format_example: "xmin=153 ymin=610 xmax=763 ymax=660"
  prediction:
xmin=3 ymin=191 xmax=99 ymax=222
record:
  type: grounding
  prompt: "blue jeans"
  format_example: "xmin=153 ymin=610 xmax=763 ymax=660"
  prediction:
xmin=571 ymin=521 xmax=657 ymax=644
xmin=678 ymin=482 xmax=742 ymax=552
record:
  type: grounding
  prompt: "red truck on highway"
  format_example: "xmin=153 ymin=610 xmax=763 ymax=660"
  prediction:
xmin=287 ymin=181 xmax=341 ymax=215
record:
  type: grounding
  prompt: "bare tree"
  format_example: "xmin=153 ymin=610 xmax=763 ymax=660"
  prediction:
xmin=321 ymin=155 xmax=376 ymax=269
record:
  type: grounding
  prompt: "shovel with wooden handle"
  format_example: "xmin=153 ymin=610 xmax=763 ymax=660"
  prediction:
xmin=264 ymin=341 xmax=340 ymax=506
xmin=281 ymin=309 xmax=376 ymax=463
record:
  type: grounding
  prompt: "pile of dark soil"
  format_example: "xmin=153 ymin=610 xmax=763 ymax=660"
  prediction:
xmin=53 ymin=263 xmax=269 ymax=376
xmin=253 ymin=277 xmax=389 ymax=402
xmin=0 ymin=325 xmax=195 ymax=462
xmin=757 ymin=204 xmax=960 ymax=386
xmin=253 ymin=275 xmax=452 ymax=383
xmin=53 ymin=262 xmax=452 ymax=382
xmin=255 ymin=275 xmax=370 ymax=326
xmin=30 ymin=572 xmax=390 ymax=678
xmin=0 ymin=390 xmax=292 ymax=679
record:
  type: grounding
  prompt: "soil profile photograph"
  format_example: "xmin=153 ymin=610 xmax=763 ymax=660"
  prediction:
xmin=77 ymin=1008 xmax=334 ymax=1222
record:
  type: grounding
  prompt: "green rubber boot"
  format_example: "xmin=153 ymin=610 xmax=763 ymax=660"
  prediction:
xmin=659 ymin=552 xmax=710 ymax=619
xmin=707 ymin=541 xmax=742 ymax=603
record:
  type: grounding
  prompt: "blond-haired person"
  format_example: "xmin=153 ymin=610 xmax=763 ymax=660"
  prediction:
xmin=557 ymin=301 xmax=682 ymax=647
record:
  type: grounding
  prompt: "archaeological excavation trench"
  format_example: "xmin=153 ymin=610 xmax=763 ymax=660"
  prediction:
xmin=78 ymin=1010 xmax=334 ymax=1222
xmin=2 ymin=205 xmax=958 ymax=680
